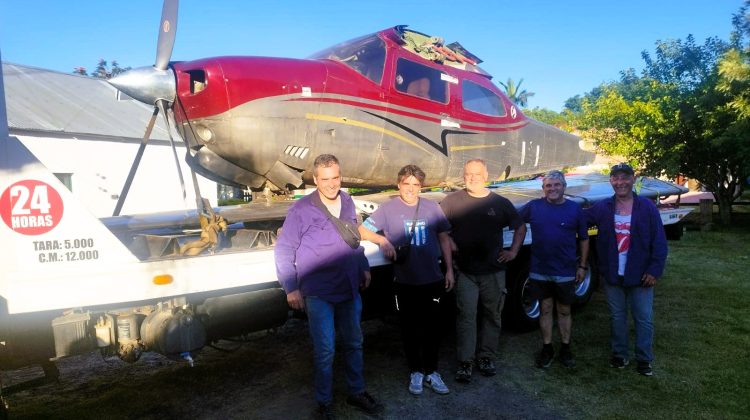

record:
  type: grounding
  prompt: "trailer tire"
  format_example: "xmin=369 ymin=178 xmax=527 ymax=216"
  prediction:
xmin=503 ymin=250 xmax=538 ymax=332
xmin=572 ymin=251 xmax=599 ymax=310
xmin=0 ymin=395 xmax=7 ymax=420
xmin=664 ymin=222 xmax=684 ymax=241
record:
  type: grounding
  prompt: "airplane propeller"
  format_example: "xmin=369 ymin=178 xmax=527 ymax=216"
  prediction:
xmin=110 ymin=0 xmax=189 ymax=216
xmin=155 ymin=0 xmax=178 ymax=71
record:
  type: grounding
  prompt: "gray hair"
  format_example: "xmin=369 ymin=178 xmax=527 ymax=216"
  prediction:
xmin=543 ymin=170 xmax=567 ymax=188
xmin=465 ymin=158 xmax=487 ymax=170
xmin=313 ymin=154 xmax=339 ymax=176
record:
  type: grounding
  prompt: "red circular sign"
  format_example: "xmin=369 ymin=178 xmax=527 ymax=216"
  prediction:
xmin=0 ymin=180 xmax=64 ymax=235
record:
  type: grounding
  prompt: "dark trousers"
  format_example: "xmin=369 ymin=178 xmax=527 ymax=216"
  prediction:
xmin=394 ymin=280 xmax=444 ymax=374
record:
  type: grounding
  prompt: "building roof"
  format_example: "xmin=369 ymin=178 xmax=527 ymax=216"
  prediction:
xmin=3 ymin=62 xmax=169 ymax=141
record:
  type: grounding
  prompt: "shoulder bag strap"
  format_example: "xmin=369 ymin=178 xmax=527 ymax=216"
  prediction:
xmin=311 ymin=193 xmax=361 ymax=249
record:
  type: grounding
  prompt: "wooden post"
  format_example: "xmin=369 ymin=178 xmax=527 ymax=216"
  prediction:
xmin=699 ymin=198 xmax=713 ymax=231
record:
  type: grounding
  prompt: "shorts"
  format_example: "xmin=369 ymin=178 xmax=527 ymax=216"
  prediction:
xmin=527 ymin=278 xmax=576 ymax=305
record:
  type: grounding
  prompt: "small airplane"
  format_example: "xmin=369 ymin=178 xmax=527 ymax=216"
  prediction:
xmin=109 ymin=0 xmax=594 ymax=214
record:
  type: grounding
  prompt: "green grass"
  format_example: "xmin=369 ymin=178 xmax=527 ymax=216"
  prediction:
xmin=499 ymin=215 xmax=750 ymax=419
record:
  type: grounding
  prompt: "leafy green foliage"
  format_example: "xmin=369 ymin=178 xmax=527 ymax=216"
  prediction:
xmin=718 ymin=49 xmax=750 ymax=117
xmin=523 ymin=107 xmax=571 ymax=129
xmin=718 ymin=2 xmax=750 ymax=118
xmin=641 ymin=34 xmax=729 ymax=92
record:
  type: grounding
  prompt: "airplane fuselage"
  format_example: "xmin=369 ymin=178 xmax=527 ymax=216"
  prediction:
xmin=159 ymin=27 xmax=593 ymax=190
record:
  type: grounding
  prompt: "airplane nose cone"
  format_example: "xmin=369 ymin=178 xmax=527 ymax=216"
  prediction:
xmin=108 ymin=66 xmax=176 ymax=105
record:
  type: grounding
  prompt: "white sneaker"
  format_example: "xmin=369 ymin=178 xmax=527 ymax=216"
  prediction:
xmin=424 ymin=372 xmax=450 ymax=394
xmin=409 ymin=372 xmax=424 ymax=395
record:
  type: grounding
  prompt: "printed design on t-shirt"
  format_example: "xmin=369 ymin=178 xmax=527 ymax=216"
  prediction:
xmin=614 ymin=220 xmax=631 ymax=253
xmin=487 ymin=207 xmax=496 ymax=216
xmin=404 ymin=219 xmax=428 ymax=246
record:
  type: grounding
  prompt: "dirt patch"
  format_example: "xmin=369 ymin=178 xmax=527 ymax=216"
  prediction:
xmin=2 ymin=318 xmax=560 ymax=419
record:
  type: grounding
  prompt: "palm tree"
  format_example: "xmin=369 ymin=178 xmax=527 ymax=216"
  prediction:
xmin=499 ymin=78 xmax=535 ymax=107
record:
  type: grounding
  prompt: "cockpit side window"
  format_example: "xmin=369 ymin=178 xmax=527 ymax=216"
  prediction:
xmin=309 ymin=34 xmax=386 ymax=84
xmin=394 ymin=58 xmax=447 ymax=103
xmin=462 ymin=80 xmax=506 ymax=117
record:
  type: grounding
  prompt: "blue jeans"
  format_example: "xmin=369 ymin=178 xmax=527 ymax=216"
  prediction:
xmin=305 ymin=296 xmax=365 ymax=404
xmin=605 ymin=283 xmax=654 ymax=362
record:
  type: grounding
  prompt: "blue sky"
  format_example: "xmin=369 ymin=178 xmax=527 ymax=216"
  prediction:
xmin=0 ymin=0 xmax=743 ymax=111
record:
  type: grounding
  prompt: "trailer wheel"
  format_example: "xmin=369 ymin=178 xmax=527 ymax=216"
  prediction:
xmin=503 ymin=250 xmax=538 ymax=332
xmin=664 ymin=222 xmax=684 ymax=241
xmin=0 ymin=395 xmax=7 ymax=420
xmin=572 ymin=252 xmax=599 ymax=310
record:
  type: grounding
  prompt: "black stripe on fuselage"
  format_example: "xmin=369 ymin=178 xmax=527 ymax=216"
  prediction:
xmin=362 ymin=110 xmax=476 ymax=156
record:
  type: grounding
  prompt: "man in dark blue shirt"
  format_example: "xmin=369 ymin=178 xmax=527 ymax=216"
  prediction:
xmin=520 ymin=170 xmax=589 ymax=369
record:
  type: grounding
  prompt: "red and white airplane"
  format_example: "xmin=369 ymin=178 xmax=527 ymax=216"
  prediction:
xmin=109 ymin=0 xmax=594 ymax=208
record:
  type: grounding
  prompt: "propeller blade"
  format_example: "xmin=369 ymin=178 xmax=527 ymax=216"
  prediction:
xmin=113 ymin=107 xmax=160 ymax=216
xmin=155 ymin=0 xmax=179 ymax=70
xmin=157 ymin=99 xmax=188 ymax=205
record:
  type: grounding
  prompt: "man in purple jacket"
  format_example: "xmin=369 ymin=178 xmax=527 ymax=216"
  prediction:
xmin=275 ymin=154 xmax=382 ymax=418
xmin=586 ymin=163 xmax=667 ymax=377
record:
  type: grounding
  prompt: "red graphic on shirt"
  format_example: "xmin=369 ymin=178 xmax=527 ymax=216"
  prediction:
xmin=614 ymin=220 xmax=631 ymax=253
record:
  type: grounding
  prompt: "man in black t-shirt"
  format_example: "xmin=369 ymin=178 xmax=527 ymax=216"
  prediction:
xmin=440 ymin=159 xmax=526 ymax=383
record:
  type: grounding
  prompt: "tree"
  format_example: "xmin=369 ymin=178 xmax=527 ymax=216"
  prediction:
xmin=499 ymin=78 xmax=535 ymax=107
xmin=564 ymin=95 xmax=583 ymax=113
xmin=72 ymin=59 xmax=130 ymax=79
xmin=576 ymin=81 xmax=679 ymax=171
xmin=718 ymin=1 xmax=750 ymax=117
xmin=571 ymin=21 xmax=750 ymax=225
xmin=524 ymin=107 xmax=573 ymax=130
xmin=675 ymin=78 xmax=750 ymax=224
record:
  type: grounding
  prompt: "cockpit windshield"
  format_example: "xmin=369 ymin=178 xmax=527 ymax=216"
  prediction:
xmin=309 ymin=34 xmax=386 ymax=84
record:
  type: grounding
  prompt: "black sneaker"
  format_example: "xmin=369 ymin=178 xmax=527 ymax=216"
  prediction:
xmin=636 ymin=361 xmax=653 ymax=376
xmin=455 ymin=361 xmax=473 ymax=383
xmin=477 ymin=357 xmax=496 ymax=376
xmin=535 ymin=347 xmax=555 ymax=368
xmin=315 ymin=403 xmax=335 ymax=420
xmin=558 ymin=346 xmax=576 ymax=368
xmin=610 ymin=356 xmax=629 ymax=369
xmin=346 ymin=391 xmax=383 ymax=415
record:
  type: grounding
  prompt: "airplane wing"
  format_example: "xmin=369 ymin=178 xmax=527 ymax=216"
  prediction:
xmin=353 ymin=173 xmax=688 ymax=214
xmin=102 ymin=173 xmax=686 ymax=232
xmin=100 ymin=173 xmax=686 ymax=259
xmin=492 ymin=173 xmax=688 ymax=208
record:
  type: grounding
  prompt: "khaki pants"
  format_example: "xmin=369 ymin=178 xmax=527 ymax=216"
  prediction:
xmin=455 ymin=270 xmax=506 ymax=362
